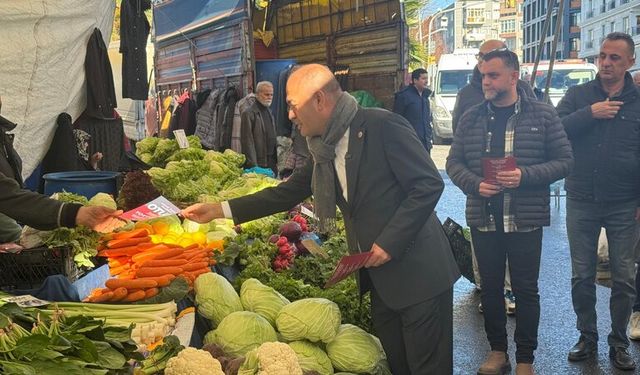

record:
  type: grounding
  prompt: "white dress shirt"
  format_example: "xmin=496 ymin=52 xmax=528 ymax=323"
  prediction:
xmin=221 ymin=128 xmax=350 ymax=218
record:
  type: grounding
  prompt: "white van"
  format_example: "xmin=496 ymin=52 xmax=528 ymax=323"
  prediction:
xmin=430 ymin=49 xmax=478 ymax=143
xmin=520 ymin=60 xmax=598 ymax=106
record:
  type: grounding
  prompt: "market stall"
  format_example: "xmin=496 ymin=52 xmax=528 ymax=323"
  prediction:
xmin=0 ymin=134 xmax=391 ymax=374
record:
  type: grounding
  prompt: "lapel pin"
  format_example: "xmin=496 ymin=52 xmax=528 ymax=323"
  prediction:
xmin=357 ymin=131 xmax=363 ymax=139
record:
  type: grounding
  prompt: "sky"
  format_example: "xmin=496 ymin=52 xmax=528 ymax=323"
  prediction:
xmin=421 ymin=0 xmax=455 ymax=17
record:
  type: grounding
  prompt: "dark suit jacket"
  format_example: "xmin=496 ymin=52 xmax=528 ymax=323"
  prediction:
xmin=228 ymin=107 xmax=460 ymax=309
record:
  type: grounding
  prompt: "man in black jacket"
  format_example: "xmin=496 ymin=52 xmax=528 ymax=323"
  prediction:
xmin=447 ymin=49 xmax=572 ymax=375
xmin=452 ymin=41 xmax=536 ymax=135
xmin=393 ymin=68 xmax=433 ymax=152
xmin=556 ymin=32 xmax=640 ymax=371
xmin=183 ymin=64 xmax=460 ymax=374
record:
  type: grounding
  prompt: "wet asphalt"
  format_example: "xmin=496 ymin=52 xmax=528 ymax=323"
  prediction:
xmin=431 ymin=148 xmax=640 ymax=375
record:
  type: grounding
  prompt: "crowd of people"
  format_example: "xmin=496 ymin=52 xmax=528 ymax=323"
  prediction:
xmin=1 ymin=23 xmax=639 ymax=374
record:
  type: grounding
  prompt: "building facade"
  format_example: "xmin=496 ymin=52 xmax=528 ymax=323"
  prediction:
xmin=499 ymin=0 xmax=525 ymax=61
xmin=579 ymin=0 xmax=640 ymax=67
xmin=523 ymin=0 xmax=582 ymax=63
xmin=453 ymin=0 xmax=501 ymax=50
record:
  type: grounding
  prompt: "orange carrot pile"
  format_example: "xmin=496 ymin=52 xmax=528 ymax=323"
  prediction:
xmin=85 ymin=225 xmax=221 ymax=303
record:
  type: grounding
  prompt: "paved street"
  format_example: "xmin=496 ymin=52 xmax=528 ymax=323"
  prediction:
xmin=431 ymin=145 xmax=640 ymax=374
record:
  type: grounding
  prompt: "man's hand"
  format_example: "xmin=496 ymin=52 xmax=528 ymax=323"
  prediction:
xmin=479 ymin=182 xmax=502 ymax=198
xmin=496 ymin=168 xmax=522 ymax=189
xmin=591 ymin=99 xmax=623 ymax=120
xmin=76 ymin=206 xmax=124 ymax=231
xmin=364 ymin=243 xmax=391 ymax=268
xmin=181 ymin=203 xmax=224 ymax=223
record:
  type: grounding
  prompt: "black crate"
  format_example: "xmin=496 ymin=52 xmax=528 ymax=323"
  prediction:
xmin=0 ymin=246 xmax=83 ymax=290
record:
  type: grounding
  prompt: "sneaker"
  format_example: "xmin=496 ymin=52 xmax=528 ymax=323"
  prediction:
xmin=629 ymin=311 xmax=640 ymax=340
xmin=597 ymin=261 xmax=611 ymax=280
xmin=505 ymin=290 xmax=516 ymax=315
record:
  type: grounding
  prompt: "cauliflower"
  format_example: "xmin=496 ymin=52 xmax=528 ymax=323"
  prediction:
xmin=164 ymin=347 xmax=224 ymax=375
xmin=239 ymin=342 xmax=303 ymax=375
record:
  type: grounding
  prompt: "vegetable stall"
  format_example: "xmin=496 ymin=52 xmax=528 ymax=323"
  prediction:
xmin=0 ymin=135 xmax=389 ymax=374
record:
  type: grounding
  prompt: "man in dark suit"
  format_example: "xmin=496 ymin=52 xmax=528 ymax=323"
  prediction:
xmin=182 ymin=64 xmax=460 ymax=374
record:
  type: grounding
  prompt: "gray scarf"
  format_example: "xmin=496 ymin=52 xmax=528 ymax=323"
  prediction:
xmin=306 ymin=92 xmax=358 ymax=233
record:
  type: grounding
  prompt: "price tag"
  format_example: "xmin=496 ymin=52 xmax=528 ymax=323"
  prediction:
xmin=300 ymin=206 xmax=317 ymax=220
xmin=173 ymin=129 xmax=189 ymax=149
xmin=120 ymin=196 xmax=181 ymax=221
xmin=2 ymin=295 xmax=50 ymax=308
xmin=301 ymin=239 xmax=328 ymax=259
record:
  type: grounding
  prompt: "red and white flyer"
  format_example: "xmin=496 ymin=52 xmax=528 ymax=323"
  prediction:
xmin=324 ymin=252 xmax=373 ymax=288
xmin=120 ymin=196 xmax=181 ymax=221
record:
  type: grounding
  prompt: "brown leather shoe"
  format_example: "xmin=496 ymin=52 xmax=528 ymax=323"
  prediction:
xmin=477 ymin=351 xmax=512 ymax=375
xmin=515 ymin=363 xmax=535 ymax=375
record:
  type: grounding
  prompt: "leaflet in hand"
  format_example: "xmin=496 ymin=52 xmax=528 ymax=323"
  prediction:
xmin=324 ymin=252 xmax=373 ymax=288
xmin=120 ymin=196 xmax=181 ymax=221
xmin=482 ymin=156 xmax=517 ymax=185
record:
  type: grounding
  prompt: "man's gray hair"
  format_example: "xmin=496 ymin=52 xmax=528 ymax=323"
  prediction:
xmin=256 ymin=81 xmax=273 ymax=93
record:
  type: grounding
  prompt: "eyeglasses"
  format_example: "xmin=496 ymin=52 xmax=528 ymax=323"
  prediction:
xmin=476 ymin=47 xmax=509 ymax=61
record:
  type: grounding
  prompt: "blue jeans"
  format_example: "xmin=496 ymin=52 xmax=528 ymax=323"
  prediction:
xmin=567 ymin=198 xmax=640 ymax=348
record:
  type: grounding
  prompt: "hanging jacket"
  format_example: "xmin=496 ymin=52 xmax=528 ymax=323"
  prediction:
xmin=217 ymin=86 xmax=239 ymax=151
xmin=85 ymin=28 xmax=117 ymax=120
xmin=195 ymin=89 xmax=222 ymax=149
xmin=231 ymin=94 xmax=256 ymax=153
xmin=120 ymin=0 xmax=151 ymax=100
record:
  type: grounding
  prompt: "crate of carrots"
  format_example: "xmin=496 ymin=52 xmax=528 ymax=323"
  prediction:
xmin=85 ymin=224 xmax=222 ymax=304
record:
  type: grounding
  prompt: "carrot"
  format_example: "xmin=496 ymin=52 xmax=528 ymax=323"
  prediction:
xmin=144 ymin=288 xmax=159 ymax=299
xmin=136 ymin=275 xmax=173 ymax=287
xmin=107 ymin=236 xmax=152 ymax=249
xmin=105 ymin=278 xmax=158 ymax=290
xmin=131 ymin=245 xmax=171 ymax=264
xmin=141 ymin=259 xmax=188 ymax=268
xmin=123 ymin=290 xmax=147 ymax=302
xmin=108 ymin=257 xmax=129 ymax=268
xmin=183 ymin=243 xmax=200 ymax=251
xmin=110 ymin=287 xmax=128 ymax=302
xmin=209 ymin=259 xmax=217 ymax=266
xmin=153 ymin=248 xmax=185 ymax=260
xmin=109 ymin=264 xmax=131 ymax=276
xmin=182 ymin=262 xmax=209 ymax=272
xmin=136 ymin=266 xmax=184 ymax=278
xmin=91 ymin=291 xmax=114 ymax=303
xmin=112 ymin=228 xmax=150 ymax=240
xmin=186 ymin=268 xmax=211 ymax=280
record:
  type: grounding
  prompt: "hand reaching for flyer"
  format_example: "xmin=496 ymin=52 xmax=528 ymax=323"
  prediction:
xmin=76 ymin=206 xmax=124 ymax=233
xmin=364 ymin=243 xmax=391 ymax=268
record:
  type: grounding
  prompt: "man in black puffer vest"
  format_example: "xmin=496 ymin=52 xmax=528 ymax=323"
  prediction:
xmin=557 ymin=32 xmax=640 ymax=371
xmin=447 ymin=49 xmax=573 ymax=375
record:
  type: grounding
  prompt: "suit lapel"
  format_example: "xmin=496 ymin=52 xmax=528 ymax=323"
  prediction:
xmin=346 ymin=109 xmax=366 ymax=206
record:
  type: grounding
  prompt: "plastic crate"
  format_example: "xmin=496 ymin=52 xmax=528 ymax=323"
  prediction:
xmin=0 ymin=246 xmax=83 ymax=290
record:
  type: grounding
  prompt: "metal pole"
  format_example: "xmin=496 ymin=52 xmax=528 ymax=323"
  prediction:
xmin=426 ymin=9 xmax=442 ymax=59
xmin=544 ymin=0 xmax=565 ymax=101
xmin=530 ymin=0 xmax=556 ymax=87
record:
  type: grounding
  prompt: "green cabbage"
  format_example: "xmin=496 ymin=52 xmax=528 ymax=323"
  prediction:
xmin=195 ymin=273 xmax=243 ymax=325
xmin=204 ymin=311 xmax=277 ymax=357
xmin=289 ymin=341 xmax=334 ymax=375
xmin=240 ymin=278 xmax=290 ymax=325
xmin=326 ymin=324 xmax=385 ymax=373
xmin=87 ymin=192 xmax=117 ymax=210
xmin=276 ymin=298 xmax=341 ymax=343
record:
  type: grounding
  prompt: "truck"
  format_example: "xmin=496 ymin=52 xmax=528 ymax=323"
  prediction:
xmin=152 ymin=0 xmax=409 ymax=119
xmin=520 ymin=60 xmax=598 ymax=106
xmin=429 ymin=49 xmax=478 ymax=144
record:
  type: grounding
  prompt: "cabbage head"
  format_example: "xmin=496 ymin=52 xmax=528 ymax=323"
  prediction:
xmin=326 ymin=324 xmax=384 ymax=373
xmin=240 ymin=278 xmax=290 ymax=325
xmin=204 ymin=311 xmax=277 ymax=357
xmin=195 ymin=273 xmax=243 ymax=325
xmin=276 ymin=298 xmax=341 ymax=343
xmin=87 ymin=192 xmax=117 ymax=209
xmin=289 ymin=341 xmax=334 ymax=375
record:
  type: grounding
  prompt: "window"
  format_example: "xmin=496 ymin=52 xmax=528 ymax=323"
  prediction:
xmin=466 ymin=8 xmax=485 ymax=23
xmin=601 ymin=24 xmax=606 ymax=39
xmin=533 ymin=2 xmax=537 ymax=18
xmin=587 ymin=29 xmax=593 ymax=43
xmin=610 ymin=21 xmax=615 ymax=32
xmin=501 ymin=19 xmax=516 ymax=33
xmin=570 ymin=13 xmax=579 ymax=27
xmin=570 ymin=38 xmax=580 ymax=51
xmin=505 ymin=38 xmax=516 ymax=50
xmin=623 ymin=17 xmax=629 ymax=33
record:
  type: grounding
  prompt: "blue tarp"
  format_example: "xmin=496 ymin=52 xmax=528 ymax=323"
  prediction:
xmin=154 ymin=0 xmax=246 ymax=40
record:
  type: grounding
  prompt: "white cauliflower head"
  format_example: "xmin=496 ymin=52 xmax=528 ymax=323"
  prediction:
xmin=256 ymin=342 xmax=303 ymax=375
xmin=164 ymin=347 xmax=224 ymax=375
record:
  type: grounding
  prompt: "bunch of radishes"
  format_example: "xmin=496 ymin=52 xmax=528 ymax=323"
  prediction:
xmin=269 ymin=215 xmax=310 ymax=272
